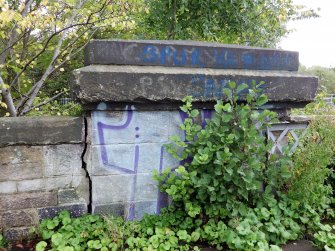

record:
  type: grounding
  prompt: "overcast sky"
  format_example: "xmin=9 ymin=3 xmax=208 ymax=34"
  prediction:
xmin=279 ymin=0 xmax=335 ymax=68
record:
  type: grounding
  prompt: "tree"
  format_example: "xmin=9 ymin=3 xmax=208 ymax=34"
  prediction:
xmin=299 ymin=65 xmax=335 ymax=94
xmin=137 ymin=0 xmax=318 ymax=47
xmin=0 ymin=0 xmax=140 ymax=116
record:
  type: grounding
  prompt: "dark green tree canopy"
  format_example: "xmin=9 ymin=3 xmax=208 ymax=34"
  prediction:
xmin=137 ymin=0 xmax=318 ymax=47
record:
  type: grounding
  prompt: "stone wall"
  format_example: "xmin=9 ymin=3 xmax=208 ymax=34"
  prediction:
xmin=0 ymin=117 xmax=88 ymax=240
xmin=73 ymin=40 xmax=318 ymax=222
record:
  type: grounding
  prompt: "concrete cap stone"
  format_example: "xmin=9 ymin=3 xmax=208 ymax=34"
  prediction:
xmin=0 ymin=116 xmax=84 ymax=146
xmin=72 ymin=65 xmax=318 ymax=107
xmin=84 ymin=40 xmax=299 ymax=71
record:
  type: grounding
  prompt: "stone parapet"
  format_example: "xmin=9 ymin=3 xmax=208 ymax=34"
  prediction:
xmin=84 ymin=40 xmax=299 ymax=71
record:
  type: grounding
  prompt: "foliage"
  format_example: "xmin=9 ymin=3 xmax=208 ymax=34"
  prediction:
xmin=0 ymin=0 xmax=141 ymax=117
xmin=137 ymin=0 xmax=318 ymax=47
xmin=300 ymin=65 xmax=335 ymax=94
xmin=313 ymin=224 xmax=335 ymax=251
xmin=288 ymin=117 xmax=335 ymax=207
xmin=152 ymin=83 xmax=302 ymax=250
xmin=34 ymin=210 xmax=139 ymax=251
xmin=27 ymin=98 xmax=84 ymax=116
xmin=0 ymin=233 xmax=7 ymax=248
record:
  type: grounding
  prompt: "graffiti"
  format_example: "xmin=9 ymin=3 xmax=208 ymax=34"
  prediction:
xmin=92 ymin=107 xmax=213 ymax=219
xmin=139 ymin=44 xmax=295 ymax=70
xmin=190 ymin=74 xmax=260 ymax=99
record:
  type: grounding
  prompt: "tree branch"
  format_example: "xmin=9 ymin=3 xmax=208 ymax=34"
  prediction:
xmin=0 ymin=76 xmax=17 ymax=116
xmin=18 ymin=0 xmax=87 ymax=115
xmin=19 ymin=90 xmax=66 ymax=116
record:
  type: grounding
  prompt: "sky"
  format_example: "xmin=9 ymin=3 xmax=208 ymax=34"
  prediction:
xmin=279 ymin=0 xmax=335 ymax=68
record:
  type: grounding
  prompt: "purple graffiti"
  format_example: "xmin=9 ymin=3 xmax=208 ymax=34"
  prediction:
xmin=95 ymin=109 xmax=214 ymax=219
xmin=156 ymin=146 xmax=169 ymax=213
xmin=97 ymin=111 xmax=135 ymax=173
xmin=128 ymin=145 xmax=139 ymax=220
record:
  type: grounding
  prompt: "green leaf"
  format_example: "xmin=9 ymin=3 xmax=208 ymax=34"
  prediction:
xmin=51 ymin=233 xmax=64 ymax=247
xmin=256 ymin=94 xmax=268 ymax=106
xmin=190 ymin=109 xmax=199 ymax=118
xmin=191 ymin=231 xmax=200 ymax=242
xmin=229 ymin=81 xmax=236 ymax=89
xmin=36 ymin=241 xmax=47 ymax=251
xmin=223 ymin=88 xmax=232 ymax=99
xmin=236 ymin=83 xmax=248 ymax=94
xmin=177 ymin=230 xmax=189 ymax=240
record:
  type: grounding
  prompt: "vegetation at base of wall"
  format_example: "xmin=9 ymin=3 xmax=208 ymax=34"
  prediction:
xmin=31 ymin=84 xmax=335 ymax=250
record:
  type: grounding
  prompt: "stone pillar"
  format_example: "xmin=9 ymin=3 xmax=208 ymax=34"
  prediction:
xmin=72 ymin=40 xmax=318 ymax=219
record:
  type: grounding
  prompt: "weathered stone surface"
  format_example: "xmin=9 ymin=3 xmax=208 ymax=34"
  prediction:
xmin=92 ymin=201 xmax=157 ymax=220
xmin=0 ymin=181 xmax=17 ymax=194
xmin=0 ymin=146 xmax=44 ymax=181
xmin=16 ymin=176 xmax=74 ymax=192
xmin=0 ymin=192 xmax=57 ymax=211
xmin=0 ymin=209 xmax=38 ymax=229
xmin=72 ymin=65 xmax=318 ymax=106
xmin=92 ymin=203 xmax=125 ymax=216
xmin=44 ymin=144 xmax=85 ymax=176
xmin=58 ymin=188 xmax=86 ymax=205
xmin=38 ymin=204 xmax=87 ymax=220
xmin=89 ymin=144 xmax=179 ymax=176
xmin=91 ymin=110 xmax=183 ymax=145
xmin=16 ymin=179 xmax=45 ymax=192
xmin=92 ymin=174 xmax=157 ymax=204
xmin=84 ymin=40 xmax=299 ymax=71
xmin=132 ymin=201 xmax=157 ymax=220
xmin=0 ymin=116 xmax=84 ymax=147
xmin=3 ymin=227 xmax=33 ymax=241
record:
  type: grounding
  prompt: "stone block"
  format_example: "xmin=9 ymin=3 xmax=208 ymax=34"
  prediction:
xmin=0 ymin=181 xmax=17 ymax=194
xmin=92 ymin=173 xmax=157 ymax=204
xmin=72 ymin=65 xmax=318 ymax=106
xmin=132 ymin=201 xmax=157 ymax=220
xmin=0 ymin=146 xmax=44 ymax=181
xmin=44 ymin=144 xmax=84 ymax=176
xmin=92 ymin=203 xmax=125 ymax=217
xmin=91 ymin=110 xmax=185 ymax=145
xmin=58 ymin=188 xmax=86 ymax=205
xmin=70 ymin=175 xmax=90 ymax=205
xmin=3 ymin=227 xmax=33 ymax=241
xmin=17 ymin=179 xmax=45 ymax=192
xmin=0 ymin=116 xmax=84 ymax=147
xmin=45 ymin=176 xmax=73 ymax=191
xmin=84 ymin=40 xmax=299 ymax=71
xmin=92 ymin=201 xmax=156 ymax=220
xmin=0 ymin=191 xmax=57 ymax=211
xmin=90 ymin=143 xmax=179 ymax=175
xmin=38 ymin=204 xmax=87 ymax=220
xmin=0 ymin=209 xmax=38 ymax=229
